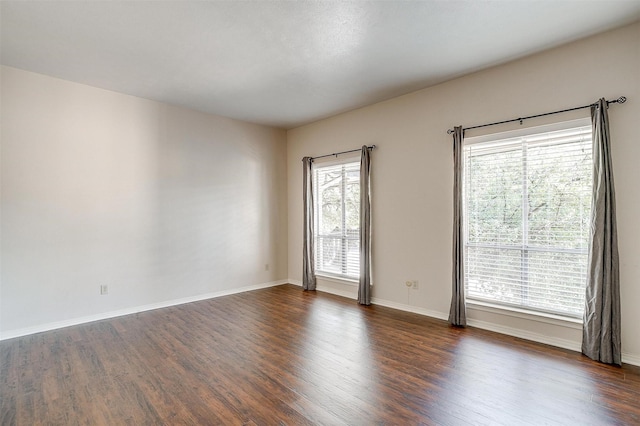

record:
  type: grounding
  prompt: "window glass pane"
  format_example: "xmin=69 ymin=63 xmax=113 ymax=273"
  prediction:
xmin=345 ymin=166 xmax=360 ymax=233
xmin=466 ymin=246 xmax=522 ymax=305
xmin=466 ymin=147 xmax=523 ymax=245
xmin=317 ymin=236 xmax=343 ymax=275
xmin=526 ymin=251 xmax=587 ymax=316
xmin=467 ymin=247 xmax=587 ymax=317
xmin=527 ymin=141 xmax=592 ymax=249
xmin=346 ymin=238 xmax=360 ymax=277
xmin=317 ymin=166 xmax=343 ymax=235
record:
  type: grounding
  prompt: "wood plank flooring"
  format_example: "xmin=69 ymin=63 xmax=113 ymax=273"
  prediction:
xmin=2 ymin=284 xmax=639 ymax=425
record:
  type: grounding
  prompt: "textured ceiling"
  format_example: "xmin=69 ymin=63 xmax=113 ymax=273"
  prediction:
xmin=2 ymin=1 xmax=639 ymax=129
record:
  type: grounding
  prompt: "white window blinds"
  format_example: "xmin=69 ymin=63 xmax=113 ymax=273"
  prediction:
xmin=314 ymin=160 xmax=360 ymax=279
xmin=464 ymin=124 xmax=593 ymax=317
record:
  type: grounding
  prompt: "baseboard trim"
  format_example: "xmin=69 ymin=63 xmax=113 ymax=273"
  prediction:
xmin=0 ymin=280 xmax=288 ymax=341
xmin=317 ymin=284 xmax=356 ymax=300
xmin=289 ymin=279 xmax=357 ymax=300
xmin=466 ymin=318 xmax=582 ymax=352
xmin=621 ymin=352 xmax=640 ymax=367
xmin=371 ymin=297 xmax=449 ymax=321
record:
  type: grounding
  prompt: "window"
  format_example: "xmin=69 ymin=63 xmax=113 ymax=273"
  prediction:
xmin=314 ymin=160 xmax=360 ymax=279
xmin=464 ymin=121 xmax=592 ymax=318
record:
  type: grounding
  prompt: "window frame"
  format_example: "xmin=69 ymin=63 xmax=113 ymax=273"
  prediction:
xmin=463 ymin=118 xmax=592 ymax=319
xmin=312 ymin=156 xmax=361 ymax=281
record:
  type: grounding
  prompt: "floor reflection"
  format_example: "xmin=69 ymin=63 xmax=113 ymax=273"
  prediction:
xmin=435 ymin=335 xmax=617 ymax=425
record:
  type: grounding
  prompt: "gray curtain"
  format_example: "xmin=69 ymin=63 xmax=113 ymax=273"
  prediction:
xmin=449 ymin=126 xmax=467 ymax=327
xmin=358 ymin=146 xmax=372 ymax=305
xmin=302 ymin=157 xmax=316 ymax=291
xmin=582 ymin=98 xmax=621 ymax=365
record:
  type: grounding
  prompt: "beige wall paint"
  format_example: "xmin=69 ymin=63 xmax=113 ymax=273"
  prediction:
xmin=287 ymin=23 xmax=640 ymax=363
xmin=1 ymin=66 xmax=288 ymax=336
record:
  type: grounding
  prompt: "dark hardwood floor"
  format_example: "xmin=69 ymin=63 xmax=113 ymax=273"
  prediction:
xmin=1 ymin=284 xmax=639 ymax=425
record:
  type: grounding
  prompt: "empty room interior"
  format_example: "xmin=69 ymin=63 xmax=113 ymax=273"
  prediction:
xmin=2 ymin=1 xmax=640 ymax=424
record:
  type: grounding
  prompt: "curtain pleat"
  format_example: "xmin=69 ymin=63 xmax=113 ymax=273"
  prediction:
xmin=582 ymin=98 xmax=621 ymax=365
xmin=358 ymin=146 xmax=372 ymax=305
xmin=449 ymin=126 xmax=467 ymax=327
xmin=302 ymin=157 xmax=316 ymax=291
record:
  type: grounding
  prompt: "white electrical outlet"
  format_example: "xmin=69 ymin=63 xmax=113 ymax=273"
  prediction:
xmin=265 ymin=263 xmax=269 ymax=271
xmin=100 ymin=285 xmax=109 ymax=295
xmin=412 ymin=280 xmax=419 ymax=290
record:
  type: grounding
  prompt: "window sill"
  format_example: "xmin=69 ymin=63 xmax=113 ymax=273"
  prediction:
xmin=315 ymin=273 xmax=358 ymax=286
xmin=466 ymin=299 xmax=583 ymax=330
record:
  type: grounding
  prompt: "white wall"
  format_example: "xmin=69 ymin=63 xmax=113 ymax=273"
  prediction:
xmin=287 ymin=23 xmax=640 ymax=364
xmin=1 ymin=66 xmax=288 ymax=337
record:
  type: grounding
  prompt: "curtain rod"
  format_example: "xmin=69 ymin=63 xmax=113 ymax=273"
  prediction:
xmin=303 ymin=145 xmax=376 ymax=162
xmin=446 ymin=96 xmax=626 ymax=135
